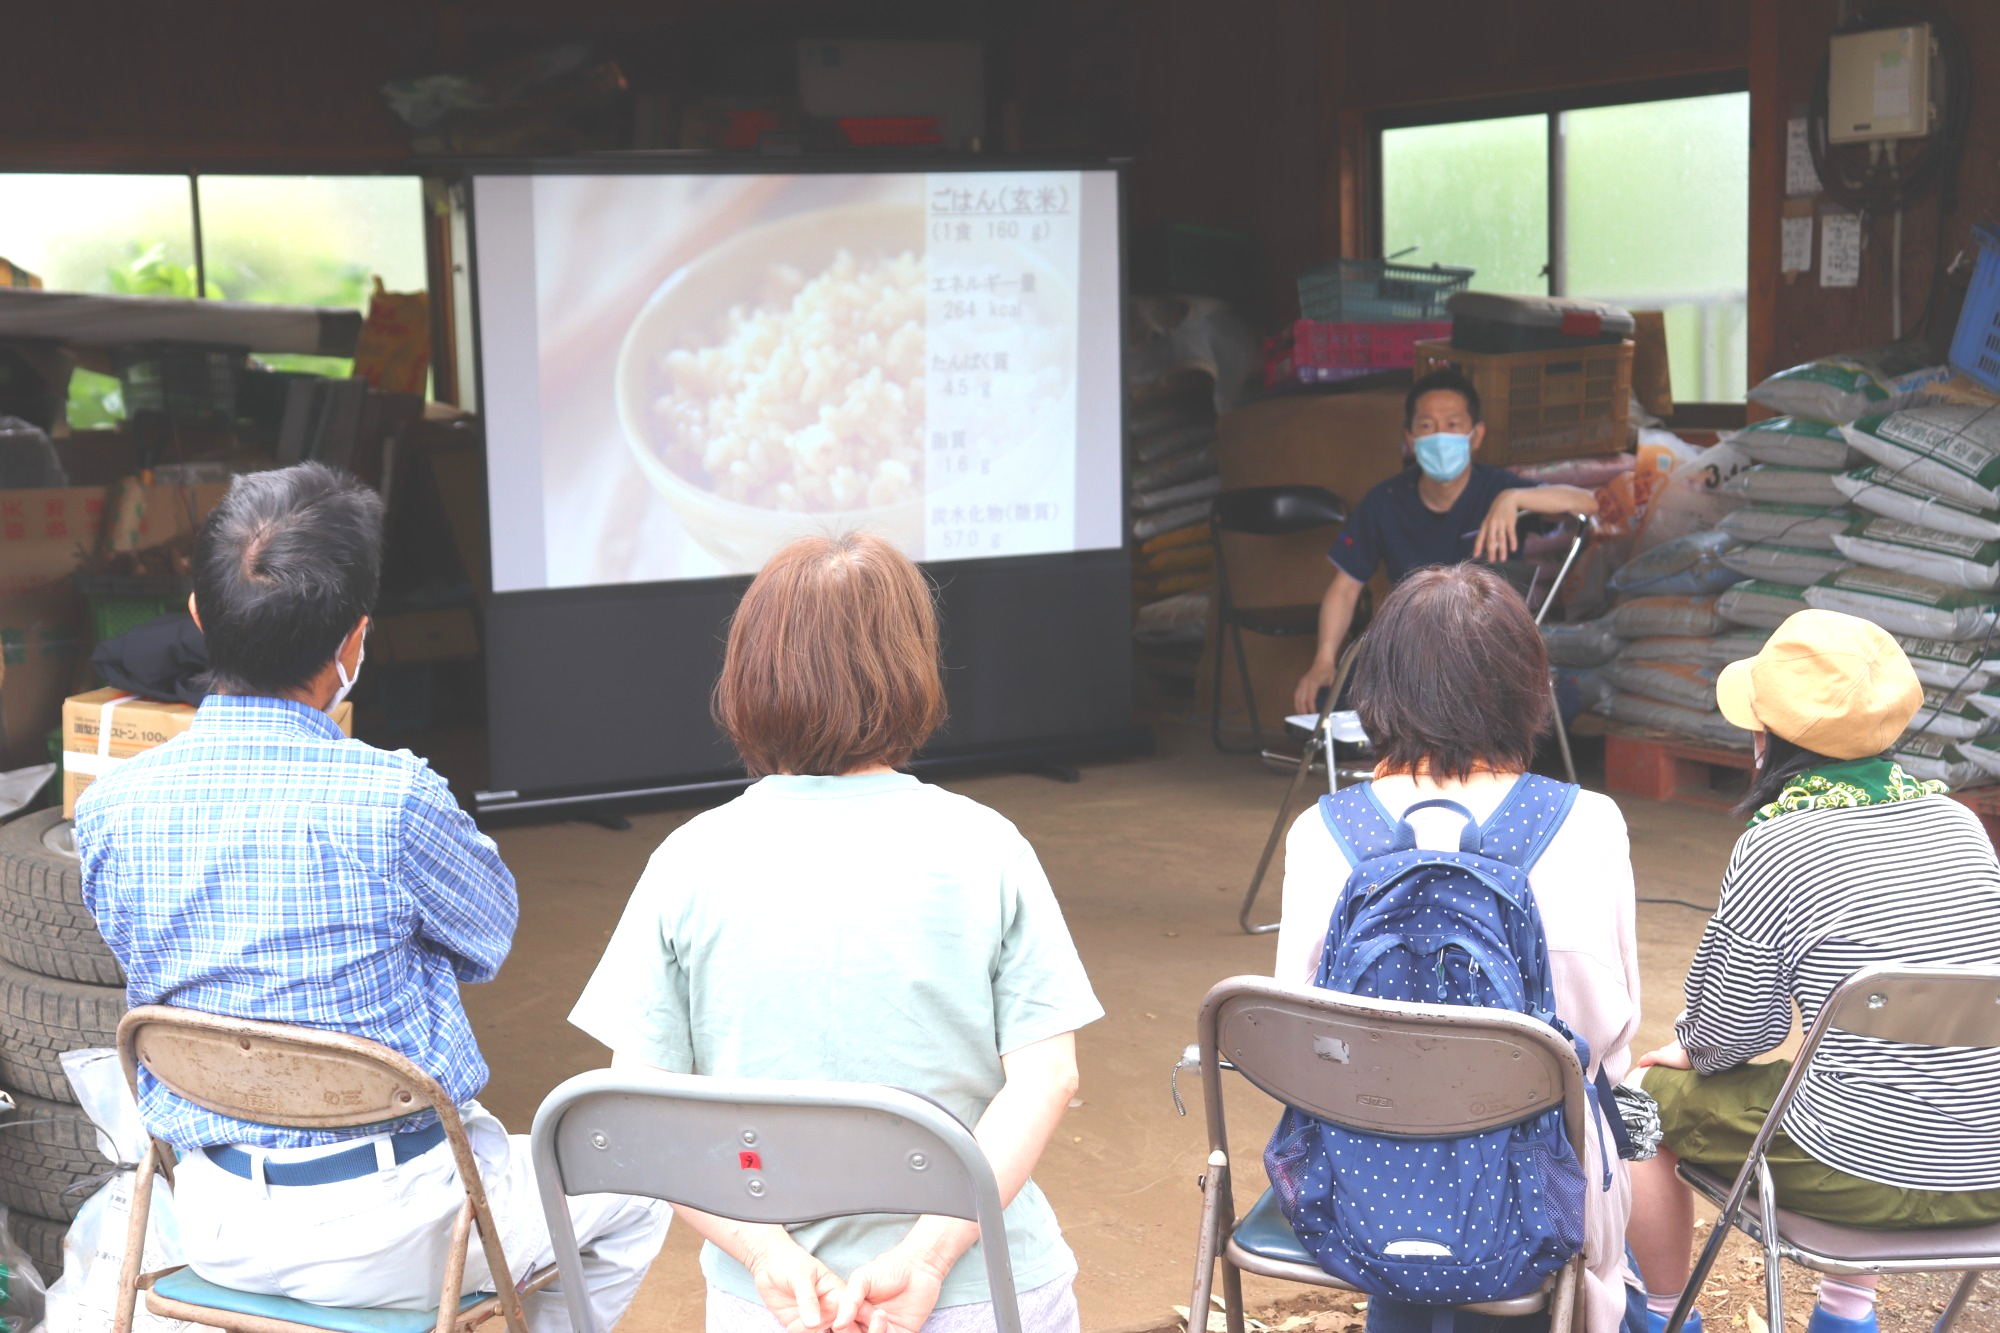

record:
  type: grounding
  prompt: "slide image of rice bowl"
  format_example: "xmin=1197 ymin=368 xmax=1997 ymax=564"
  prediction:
xmin=618 ymin=204 xmax=927 ymax=571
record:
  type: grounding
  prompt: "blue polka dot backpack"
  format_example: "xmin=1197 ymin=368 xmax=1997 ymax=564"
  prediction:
xmin=1264 ymin=775 xmax=1613 ymax=1307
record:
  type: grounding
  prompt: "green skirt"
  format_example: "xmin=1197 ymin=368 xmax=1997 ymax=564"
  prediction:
xmin=1647 ymin=1061 xmax=2000 ymax=1229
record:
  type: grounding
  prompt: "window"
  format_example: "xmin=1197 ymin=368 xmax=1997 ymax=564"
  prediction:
xmin=1381 ymin=91 xmax=1749 ymax=403
xmin=0 ymin=173 xmax=426 ymax=424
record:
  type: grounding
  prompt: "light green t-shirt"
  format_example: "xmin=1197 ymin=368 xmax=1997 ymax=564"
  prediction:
xmin=568 ymin=772 xmax=1104 ymax=1307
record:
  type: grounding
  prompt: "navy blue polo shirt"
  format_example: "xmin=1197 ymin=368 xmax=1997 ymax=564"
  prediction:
xmin=1329 ymin=463 xmax=1531 ymax=585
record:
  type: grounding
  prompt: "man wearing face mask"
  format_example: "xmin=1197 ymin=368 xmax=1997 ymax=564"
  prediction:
xmin=1292 ymin=368 xmax=1598 ymax=714
xmin=75 ymin=463 xmax=668 ymax=1330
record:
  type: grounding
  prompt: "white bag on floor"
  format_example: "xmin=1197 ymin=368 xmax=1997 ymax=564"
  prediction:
xmin=1803 ymin=568 xmax=2000 ymax=642
xmin=1899 ymin=636 xmax=1997 ymax=693
xmin=1727 ymin=416 xmax=1865 ymax=470
xmin=43 ymin=1050 xmax=215 ymax=1333
xmin=1605 ymin=595 xmax=1729 ymax=638
xmin=1716 ymin=503 xmax=1854 ymax=552
xmin=1601 ymin=660 xmax=1721 ymax=712
xmin=1719 ymin=465 xmax=1848 ymax=509
xmin=1834 ymin=465 xmax=2000 ymax=542
xmin=1842 ymin=406 xmax=2000 ymax=511
xmin=1833 ymin=518 xmax=2000 ymax=591
xmin=1720 ymin=542 xmax=1851 ymax=589
xmin=1603 ymin=693 xmax=1746 ymax=748
xmin=1748 ymin=350 xmax=1950 ymax=421
xmin=1716 ymin=580 xmax=1812 ymax=631
xmin=1906 ymin=687 xmax=1997 ymax=738
xmin=1616 ymin=630 xmax=1769 ymax=670
xmin=1893 ymin=735 xmax=1989 ymax=787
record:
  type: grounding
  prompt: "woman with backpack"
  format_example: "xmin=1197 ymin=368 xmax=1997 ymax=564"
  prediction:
xmin=1627 ymin=610 xmax=2000 ymax=1333
xmin=1274 ymin=563 xmax=1642 ymax=1333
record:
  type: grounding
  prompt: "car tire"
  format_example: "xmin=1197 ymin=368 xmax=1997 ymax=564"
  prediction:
xmin=0 ymin=956 xmax=126 ymax=1104
xmin=8 ymin=1208 xmax=67 ymax=1281
xmin=0 ymin=810 xmax=122 ymax=987
xmin=0 ymin=1091 xmax=113 ymax=1225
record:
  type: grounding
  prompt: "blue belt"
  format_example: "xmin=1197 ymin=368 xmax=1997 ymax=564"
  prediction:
xmin=203 ymin=1122 xmax=448 ymax=1186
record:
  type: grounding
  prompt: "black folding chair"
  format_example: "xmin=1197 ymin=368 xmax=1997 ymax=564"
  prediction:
xmin=1234 ymin=513 xmax=1593 ymax=934
xmin=1209 ymin=485 xmax=1349 ymax=754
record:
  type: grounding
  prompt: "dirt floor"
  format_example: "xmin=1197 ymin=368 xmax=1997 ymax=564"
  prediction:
xmin=455 ymin=723 xmax=1990 ymax=1331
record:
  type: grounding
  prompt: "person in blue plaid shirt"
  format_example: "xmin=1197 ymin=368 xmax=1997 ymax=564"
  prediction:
xmin=76 ymin=463 xmax=668 ymax=1330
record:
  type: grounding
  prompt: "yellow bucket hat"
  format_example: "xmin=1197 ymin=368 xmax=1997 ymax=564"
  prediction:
xmin=1715 ymin=609 xmax=1924 ymax=760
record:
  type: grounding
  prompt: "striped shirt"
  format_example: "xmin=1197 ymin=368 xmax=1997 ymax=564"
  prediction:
xmin=1676 ymin=795 xmax=2000 ymax=1191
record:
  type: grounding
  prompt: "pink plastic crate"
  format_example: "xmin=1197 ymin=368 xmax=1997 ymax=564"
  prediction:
xmin=1263 ymin=319 xmax=1450 ymax=387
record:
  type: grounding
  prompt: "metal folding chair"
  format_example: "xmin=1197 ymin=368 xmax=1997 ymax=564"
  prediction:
xmin=1185 ymin=977 xmax=1591 ymax=1333
xmin=112 ymin=1005 xmax=557 ymax=1333
xmin=1210 ymin=485 xmax=1349 ymax=755
xmin=531 ymin=1070 xmax=1023 ymax=1333
xmin=1234 ymin=514 xmax=1594 ymax=935
xmin=1666 ymin=965 xmax=2000 ymax=1333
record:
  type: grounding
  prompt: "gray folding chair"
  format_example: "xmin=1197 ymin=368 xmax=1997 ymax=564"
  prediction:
xmin=1236 ymin=515 xmax=1594 ymax=934
xmin=531 ymin=1070 xmax=1022 ymax=1333
xmin=1666 ymin=965 xmax=2000 ymax=1333
xmin=112 ymin=1005 xmax=557 ymax=1333
xmin=1185 ymin=976 xmax=1591 ymax=1333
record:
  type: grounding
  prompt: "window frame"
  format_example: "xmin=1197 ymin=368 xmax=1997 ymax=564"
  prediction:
xmin=1366 ymin=72 xmax=1751 ymax=417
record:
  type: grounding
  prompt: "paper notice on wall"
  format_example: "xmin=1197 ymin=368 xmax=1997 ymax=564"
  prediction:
xmin=1874 ymin=47 xmax=1912 ymax=119
xmin=1786 ymin=118 xmax=1819 ymax=197
xmin=1782 ymin=215 xmax=1814 ymax=273
xmin=1821 ymin=211 xmax=1862 ymax=287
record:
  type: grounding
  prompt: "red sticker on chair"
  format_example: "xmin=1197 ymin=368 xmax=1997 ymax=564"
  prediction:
xmin=739 ymin=1151 xmax=762 ymax=1170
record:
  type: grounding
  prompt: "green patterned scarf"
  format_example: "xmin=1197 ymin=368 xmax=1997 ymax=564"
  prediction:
xmin=1749 ymin=756 xmax=1948 ymax=826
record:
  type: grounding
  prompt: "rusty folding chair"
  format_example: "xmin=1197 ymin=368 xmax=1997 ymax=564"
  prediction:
xmin=1666 ymin=965 xmax=2000 ymax=1333
xmin=112 ymin=1005 xmax=558 ymax=1333
xmin=531 ymin=1069 xmax=1022 ymax=1333
xmin=1184 ymin=977 xmax=1591 ymax=1333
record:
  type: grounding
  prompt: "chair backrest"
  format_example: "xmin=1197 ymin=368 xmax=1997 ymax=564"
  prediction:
xmin=530 ymin=1071 xmax=1023 ymax=1333
xmin=118 ymin=1005 xmax=451 ymax=1131
xmin=1196 ymin=977 xmax=1587 ymax=1162
xmin=1815 ymin=964 xmax=2000 ymax=1050
xmin=1210 ymin=485 xmax=1347 ymax=537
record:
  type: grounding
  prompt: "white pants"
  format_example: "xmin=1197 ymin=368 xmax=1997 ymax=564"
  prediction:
xmin=171 ymin=1102 xmax=670 ymax=1333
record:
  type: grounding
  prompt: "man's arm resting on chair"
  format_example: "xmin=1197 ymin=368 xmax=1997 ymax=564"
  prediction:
xmin=1473 ymin=483 xmax=1598 ymax=561
xmin=1293 ymin=569 xmax=1365 ymax=717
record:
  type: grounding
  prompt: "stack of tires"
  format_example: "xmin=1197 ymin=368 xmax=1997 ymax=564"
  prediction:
xmin=0 ymin=810 xmax=127 ymax=1278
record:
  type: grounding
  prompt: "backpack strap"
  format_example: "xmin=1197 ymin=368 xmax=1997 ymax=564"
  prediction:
xmin=1476 ymin=775 xmax=1579 ymax=872
xmin=1315 ymin=784 xmax=1403 ymax=866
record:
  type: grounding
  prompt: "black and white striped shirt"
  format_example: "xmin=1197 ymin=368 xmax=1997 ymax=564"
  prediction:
xmin=1676 ymin=795 xmax=2000 ymax=1191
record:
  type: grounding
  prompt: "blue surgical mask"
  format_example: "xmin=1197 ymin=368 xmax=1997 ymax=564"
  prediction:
xmin=1412 ymin=431 xmax=1473 ymax=483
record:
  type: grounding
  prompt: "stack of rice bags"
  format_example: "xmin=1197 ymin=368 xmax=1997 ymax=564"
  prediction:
xmin=1128 ymin=392 xmax=1220 ymax=646
xmin=1573 ymin=528 xmax=1757 ymax=747
xmin=1709 ymin=348 xmax=1999 ymax=786
xmin=1539 ymin=429 xmax=1758 ymax=745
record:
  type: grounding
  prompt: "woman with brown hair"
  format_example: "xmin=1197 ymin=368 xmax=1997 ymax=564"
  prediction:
xmin=1274 ymin=563 xmax=1642 ymax=1333
xmin=570 ymin=532 xmax=1102 ymax=1333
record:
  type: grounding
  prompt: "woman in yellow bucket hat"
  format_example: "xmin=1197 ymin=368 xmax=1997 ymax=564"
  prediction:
xmin=1624 ymin=610 xmax=2000 ymax=1333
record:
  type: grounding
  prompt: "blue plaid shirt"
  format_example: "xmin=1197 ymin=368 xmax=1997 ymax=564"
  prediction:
xmin=75 ymin=695 xmax=517 ymax=1150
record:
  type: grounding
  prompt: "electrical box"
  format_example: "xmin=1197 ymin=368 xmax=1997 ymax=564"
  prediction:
xmin=1828 ymin=24 xmax=1935 ymax=143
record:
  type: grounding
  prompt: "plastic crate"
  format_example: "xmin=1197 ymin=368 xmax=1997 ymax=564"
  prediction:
xmin=77 ymin=574 xmax=192 ymax=643
xmin=1948 ymin=222 xmax=2000 ymax=395
xmin=1412 ymin=338 xmax=1634 ymax=467
xmin=111 ymin=343 xmax=243 ymax=425
xmin=1296 ymin=259 xmax=1473 ymax=322
xmin=1263 ymin=320 xmax=1450 ymax=387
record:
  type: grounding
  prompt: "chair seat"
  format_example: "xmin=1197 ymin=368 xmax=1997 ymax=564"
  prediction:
xmin=1680 ymin=1163 xmax=2000 ymax=1269
xmin=1225 ymin=1188 xmax=1557 ymax=1318
xmin=1232 ymin=1186 xmax=1323 ymax=1268
xmin=1285 ymin=711 xmax=1371 ymax=746
xmin=150 ymin=1267 xmax=489 ymax=1333
xmin=1228 ymin=604 xmax=1320 ymax=637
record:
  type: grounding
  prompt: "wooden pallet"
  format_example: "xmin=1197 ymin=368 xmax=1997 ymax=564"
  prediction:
xmin=1602 ymin=726 xmax=1754 ymax=812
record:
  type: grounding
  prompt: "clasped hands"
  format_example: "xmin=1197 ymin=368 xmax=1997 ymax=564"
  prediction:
xmin=748 ymin=1228 xmax=959 ymax=1333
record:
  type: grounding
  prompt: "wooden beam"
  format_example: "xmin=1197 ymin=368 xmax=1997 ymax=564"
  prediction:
xmin=1746 ymin=0 xmax=1782 ymax=388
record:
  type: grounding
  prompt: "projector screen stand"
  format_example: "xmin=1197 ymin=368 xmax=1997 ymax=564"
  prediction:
xmin=1019 ymin=763 xmax=1082 ymax=784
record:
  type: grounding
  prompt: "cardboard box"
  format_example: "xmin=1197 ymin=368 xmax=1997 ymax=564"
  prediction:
xmin=0 ymin=581 xmax=85 ymax=773
xmin=62 ymin=688 xmax=354 ymax=818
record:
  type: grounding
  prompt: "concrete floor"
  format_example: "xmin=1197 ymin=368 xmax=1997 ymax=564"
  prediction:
xmin=461 ymin=724 xmax=1743 ymax=1331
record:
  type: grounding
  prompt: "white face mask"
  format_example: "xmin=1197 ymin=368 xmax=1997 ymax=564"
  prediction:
xmin=330 ymin=634 xmax=366 ymax=710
